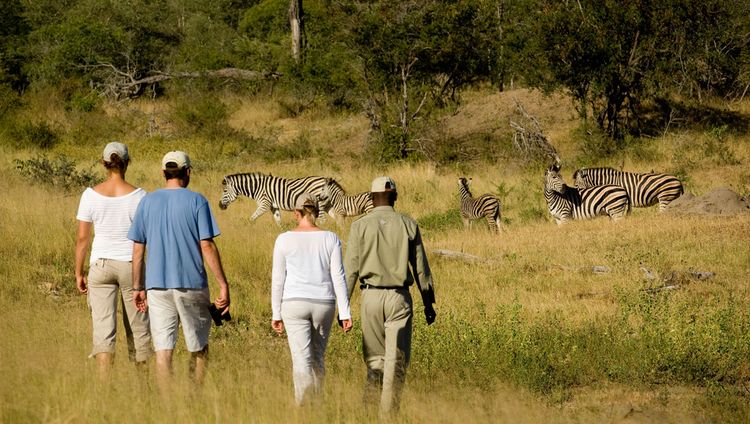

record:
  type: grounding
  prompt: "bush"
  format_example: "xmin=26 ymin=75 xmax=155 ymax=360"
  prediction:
xmin=65 ymin=90 xmax=98 ymax=112
xmin=259 ymin=133 xmax=314 ymax=163
xmin=171 ymin=95 xmax=234 ymax=140
xmin=10 ymin=121 xmax=59 ymax=149
xmin=417 ymin=208 xmax=462 ymax=234
xmin=14 ymin=154 xmax=101 ymax=191
xmin=702 ymin=125 xmax=741 ymax=166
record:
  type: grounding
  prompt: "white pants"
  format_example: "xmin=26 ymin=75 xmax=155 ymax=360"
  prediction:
xmin=281 ymin=300 xmax=336 ymax=405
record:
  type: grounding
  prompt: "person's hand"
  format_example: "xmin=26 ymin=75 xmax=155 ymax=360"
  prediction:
xmin=76 ymin=274 xmax=88 ymax=294
xmin=340 ymin=318 xmax=353 ymax=333
xmin=133 ymin=290 xmax=148 ymax=313
xmin=424 ymin=305 xmax=436 ymax=325
xmin=271 ymin=320 xmax=284 ymax=335
xmin=214 ymin=287 xmax=230 ymax=312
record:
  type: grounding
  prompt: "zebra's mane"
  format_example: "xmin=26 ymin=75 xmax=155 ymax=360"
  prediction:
xmin=327 ymin=178 xmax=347 ymax=192
xmin=225 ymin=172 xmax=269 ymax=179
xmin=459 ymin=177 xmax=475 ymax=198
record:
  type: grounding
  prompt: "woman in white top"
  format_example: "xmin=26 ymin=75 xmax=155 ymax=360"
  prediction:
xmin=271 ymin=193 xmax=353 ymax=405
xmin=75 ymin=142 xmax=151 ymax=378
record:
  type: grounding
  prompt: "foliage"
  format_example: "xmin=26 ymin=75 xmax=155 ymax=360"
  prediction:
xmin=14 ymin=154 xmax=101 ymax=190
xmin=9 ymin=121 xmax=59 ymax=149
xmin=702 ymin=125 xmax=741 ymax=166
xmin=522 ymin=0 xmax=750 ymax=140
xmin=342 ymin=0 xmax=503 ymax=160
xmin=0 ymin=0 xmax=30 ymax=93
xmin=416 ymin=208 xmax=463 ymax=234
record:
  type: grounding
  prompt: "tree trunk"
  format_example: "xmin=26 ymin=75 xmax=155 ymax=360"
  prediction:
xmin=289 ymin=0 xmax=304 ymax=62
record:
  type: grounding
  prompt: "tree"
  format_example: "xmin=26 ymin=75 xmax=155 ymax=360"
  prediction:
xmin=522 ymin=0 xmax=750 ymax=140
xmin=0 ymin=0 xmax=30 ymax=93
xmin=343 ymin=0 xmax=502 ymax=160
xmin=289 ymin=0 xmax=304 ymax=62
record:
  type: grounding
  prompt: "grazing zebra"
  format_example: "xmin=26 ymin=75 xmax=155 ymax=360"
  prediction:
xmin=322 ymin=178 xmax=373 ymax=225
xmin=573 ymin=167 xmax=683 ymax=212
xmin=544 ymin=165 xmax=630 ymax=225
xmin=218 ymin=172 xmax=329 ymax=226
xmin=458 ymin=177 xmax=502 ymax=233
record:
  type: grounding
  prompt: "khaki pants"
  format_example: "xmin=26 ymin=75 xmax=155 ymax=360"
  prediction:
xmin=360 ymin=287 xmax=413 ymax=413
xmin=88 ymin=259 xmax=152 ymax=362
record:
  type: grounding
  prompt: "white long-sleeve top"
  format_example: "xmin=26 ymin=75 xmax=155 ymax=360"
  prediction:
xmin=271 ymin=230 xmax=352 ymax=321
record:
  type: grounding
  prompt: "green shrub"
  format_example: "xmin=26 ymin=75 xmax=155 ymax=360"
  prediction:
xmin=10 ymin=121 xmax=59 ymax=149
xmin=171 ymin=95 xmax=234 ymax=140
xmin=14 ymin=154 xmax=101 ymax=191
xmin=65 ymin=90 xmax=98 ymax=112
xmin=259 ymin=133 xmax=314 ymax=163
xmin=702 ymin=125 xmax=741 ymax=166
xmin=417 ymin=208 xmax=462 ymax=234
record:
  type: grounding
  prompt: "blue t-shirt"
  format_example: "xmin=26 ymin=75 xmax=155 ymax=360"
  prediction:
xmin=128 ymin=188 xmax=220 ymax=289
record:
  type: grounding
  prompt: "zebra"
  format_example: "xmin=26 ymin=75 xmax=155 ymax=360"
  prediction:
xmin=572 ymin=167 xmax=683 ymax=212
xmin=458 ymin=177 xmax=502 ymax=233
xmin=322 ymin=178 xmax=373 ymax=226
xmin=544 ymin=165 xmax=630 ymax=225
xmin=218 ymin=172 xmax=330 ymax=226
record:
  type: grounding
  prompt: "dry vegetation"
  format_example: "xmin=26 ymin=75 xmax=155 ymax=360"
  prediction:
xmin=1 ymin=88 xmax=749 ymax=423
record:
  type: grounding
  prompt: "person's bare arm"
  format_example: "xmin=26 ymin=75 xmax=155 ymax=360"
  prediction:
xmin=132 ymin=242 xmax=147 ymax=312
xmin=200 ymin=239 xmax=230 ymax=311
xmin=75 ymin=221 xmax=92 ymax=294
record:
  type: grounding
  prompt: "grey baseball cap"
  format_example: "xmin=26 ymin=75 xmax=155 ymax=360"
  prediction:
xmin=371 ymin=176 xmax=397 ymax=193
xmin=102 ymin=142 xmax=129 ymax=162
xmin=161 ymin=151 xmax=191 ymax=170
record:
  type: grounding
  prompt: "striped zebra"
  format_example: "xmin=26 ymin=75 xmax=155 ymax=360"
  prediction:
xmin=544 ymin=165 xmax=630 ymax=225
xmin=458 ymin=177 xmax=502 ymax=233
xmin=572 ymin=167 xmax=683 ymax=212
xmin=218 ymin=172 xmax=329 ymax=226
xmin=322 ymin=178 xmax=373 ymax=226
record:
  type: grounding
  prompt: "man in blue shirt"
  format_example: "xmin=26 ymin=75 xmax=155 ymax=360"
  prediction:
xmin=129 ymin=151 xmax=230 ymax=387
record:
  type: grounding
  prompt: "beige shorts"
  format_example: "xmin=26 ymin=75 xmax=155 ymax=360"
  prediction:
xmin=147 ymin=288 xmax=211 ymax=352
xmin=87 ymin=258 xmax=152 ymax=362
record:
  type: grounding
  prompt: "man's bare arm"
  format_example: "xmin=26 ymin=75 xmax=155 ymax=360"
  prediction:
xmin=200 ymin=239 xmax=230 ymax=310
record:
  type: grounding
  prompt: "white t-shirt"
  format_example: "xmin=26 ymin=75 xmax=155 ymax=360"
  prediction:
xmin=271 ymin=230 xmax=351 ymax=321
xmin=76 ymin=187 xmax=146 ymax=264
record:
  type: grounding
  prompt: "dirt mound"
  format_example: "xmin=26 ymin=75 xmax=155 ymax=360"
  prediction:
xmin=665 ymin=187 xmax=750 ymax=216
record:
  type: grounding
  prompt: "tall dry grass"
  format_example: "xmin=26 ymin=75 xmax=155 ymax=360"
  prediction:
xmin=2 ymin=88 xmax=750 ymax=423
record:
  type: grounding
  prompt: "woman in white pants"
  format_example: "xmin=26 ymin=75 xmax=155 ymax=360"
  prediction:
xmin=271 ymin=193 xmax=353 ymax=405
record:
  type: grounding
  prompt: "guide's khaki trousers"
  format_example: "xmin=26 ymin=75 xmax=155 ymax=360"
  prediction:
xmin=360 ymin=287 xmax=413 ymax=413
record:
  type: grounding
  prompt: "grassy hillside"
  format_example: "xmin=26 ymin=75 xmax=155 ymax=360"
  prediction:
xmin=1 ymin=88 xmax=749 ymax=423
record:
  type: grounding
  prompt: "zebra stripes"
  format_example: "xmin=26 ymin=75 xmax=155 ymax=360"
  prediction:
xmin=573 ymin=167 xmax=683 ymax=212
xmin=323 ymin=178 xmax=373 ymax=224
xmin=544 ymin=165 xmax=630 ymax=225
xmin=458 ymin=177 xmax=501 ymax=233
xmin=219 ymin=172 xmax=329 ymax=226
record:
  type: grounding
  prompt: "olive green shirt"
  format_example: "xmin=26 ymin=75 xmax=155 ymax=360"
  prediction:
xmin=344 ymin=206 xmax=435 ymax=305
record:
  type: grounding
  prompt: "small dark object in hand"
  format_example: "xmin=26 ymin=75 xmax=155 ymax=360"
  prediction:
xmin=208 ymin=303 xmax=231 ymax=326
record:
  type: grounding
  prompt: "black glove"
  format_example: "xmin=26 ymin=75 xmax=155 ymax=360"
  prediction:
xmin=424 ymin=305 xmax=436 ymax=325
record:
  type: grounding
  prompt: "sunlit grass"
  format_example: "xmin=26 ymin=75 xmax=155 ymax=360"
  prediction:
xmin=2 ymin=89 xmax=750 ymax=422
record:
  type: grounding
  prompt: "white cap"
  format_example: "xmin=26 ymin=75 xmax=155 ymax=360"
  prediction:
xmin=161 ymin=151 xmax=191 ymax=170
xmin=294 ymin=193 xmax=318 ymax=210
xmin=102 ymin=142 xmax=129 ymax=162
xmin=371 ymin=176 xmax=397 ymax=193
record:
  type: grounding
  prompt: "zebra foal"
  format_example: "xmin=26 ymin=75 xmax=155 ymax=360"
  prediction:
xmin=544 ymin=165 xmax=630 ymax=225
xmin=573 ymin=167 xmax=683 ymax=212
xmin=218 ymin=172 xmax=329 ymax=226
xmin=322 ymin=178 xmax=373 ymax=226
xmin=458 ymin=177 xmax=502 ymax=233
